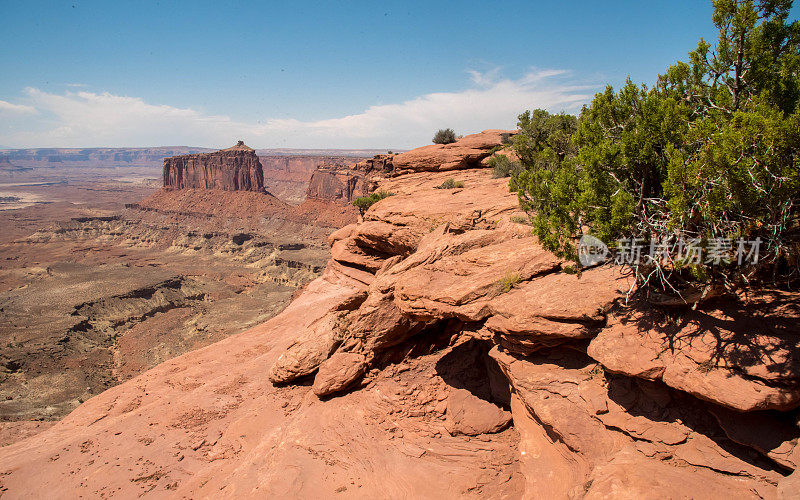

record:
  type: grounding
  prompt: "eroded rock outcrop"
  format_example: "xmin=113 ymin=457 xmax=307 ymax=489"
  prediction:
xmin=304 ymin=130 xmax=514 ymax=203
xmin=305 ymin=155 xmax=393 ymax=202
xmin=588 ymin=298 xmax=800 ymax=412
xmin=392 ymin=129 xmax=515 ymax=173
xmin=264 ymin=160 xmax=799 ymax=497
xmin=163 ymin=141 xmax=264 ymax=191
xmin=444 ymin=387 xmax=512 ymax=436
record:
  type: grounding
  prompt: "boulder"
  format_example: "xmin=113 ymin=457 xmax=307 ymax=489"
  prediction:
xmin=312 ymin=352 xmax=368 ymax=397
xmin=347 ymin=290 xmax=426 ymax=350
xmin=268 ymin=312 xmax=343 ymax=384
xmin=443 ymin=388 xmax=512 ymax=436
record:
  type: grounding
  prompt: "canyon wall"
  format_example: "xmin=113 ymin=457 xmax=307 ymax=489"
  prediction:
xmin=0 ymin=183 xmax=340 ymax=422
xmin=305 ymin=155 xmax=393 ymax=202
xmin=259 ymin=154 xmax=370 ymax=203
xmin=162 ymin=141 xmax=264 ymax=192
xmin=259 ymin=155 xmax=366 ymax=183
xmin=0 ymin=146 xmax=379 ymax=204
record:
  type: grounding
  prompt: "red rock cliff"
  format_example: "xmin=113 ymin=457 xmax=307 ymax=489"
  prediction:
xmin=304 ymin=129 xmax=514 ymax=203
xmin=163 ymin=141 xmax=264 ymax=192
xmin=305 ymin=155 xmax=393 ymax=202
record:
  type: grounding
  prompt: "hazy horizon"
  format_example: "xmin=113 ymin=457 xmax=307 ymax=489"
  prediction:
xmin=2 ymin=0 xmax=798 ymax=149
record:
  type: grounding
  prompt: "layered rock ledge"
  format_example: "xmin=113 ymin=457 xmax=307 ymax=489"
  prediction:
xmin=304 ymin=129 xmax=516 ymax=203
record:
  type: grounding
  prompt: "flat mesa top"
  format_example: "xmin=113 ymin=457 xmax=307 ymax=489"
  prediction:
xmin=163 ymin=141 xmax=258 ymax=161
xmin=222 ymin=140 xmax=255 ymax=152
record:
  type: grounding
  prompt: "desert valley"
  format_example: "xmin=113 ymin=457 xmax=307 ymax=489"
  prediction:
xmin=0 ymin=144 xmax=386 ymax=424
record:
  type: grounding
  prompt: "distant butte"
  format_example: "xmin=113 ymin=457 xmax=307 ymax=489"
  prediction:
xmin=162 ymin=141 xmax=264 ymax=192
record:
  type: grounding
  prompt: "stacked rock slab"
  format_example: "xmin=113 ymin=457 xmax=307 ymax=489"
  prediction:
xmin=162 ymin=141 xmax=264 ymax=192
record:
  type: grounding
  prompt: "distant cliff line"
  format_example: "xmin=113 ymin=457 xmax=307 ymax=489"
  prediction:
xmin=0 ymin=146 xmax=396 ymax=162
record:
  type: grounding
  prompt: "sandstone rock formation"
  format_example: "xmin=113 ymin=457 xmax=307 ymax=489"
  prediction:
xmin=304 ymin=130 xmax=514 ymax=203
xmin=264 ymin=164 xmax=800 ymax=497
xmin=392 ymin=129 xmax=515 ymax=173
xmin=305 ymin=155 xmax=393 ymax=202
xmin=163 ymin=141 xmax=265 ymax=191
xmin=588 ymin=299 xmax=800 ymax=412
xmin=1 ymin=132 xmax=798 ymax=499
xmin=444 ymin=388 xmax=512 ymax=436
xmin=312 ymin=351 xmax=368 ymax=397
xmin=257 ymin=153 xmax=372 ymax=203
xmin=135 ymin=183 xmax=359 ymax=232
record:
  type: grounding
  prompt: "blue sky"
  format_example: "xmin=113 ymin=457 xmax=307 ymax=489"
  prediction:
xmin=0 ymin=0 xmax=797 ymax=149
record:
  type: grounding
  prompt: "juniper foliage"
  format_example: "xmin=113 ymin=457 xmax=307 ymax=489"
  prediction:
xmin=511 ymin=0 xmax=800 ymax=299
xmin=432 ymin=128 xmax=457 ymax=144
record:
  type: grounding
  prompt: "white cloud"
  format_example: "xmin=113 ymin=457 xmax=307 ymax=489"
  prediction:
xmin=0 ymin=69 xmax=594 ymax=149
xmin=467 ymin=67 xmax=503 ymax=87
xmin=0 ymin=100 xmax=37 ymax=114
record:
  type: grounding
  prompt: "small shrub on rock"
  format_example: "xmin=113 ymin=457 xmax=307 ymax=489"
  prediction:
xmin=432 ymin=128 xmax=457 ymax=144
xmin=487 ymin=154 xmax=523 ymax=178
xmin=434 ymin=178 xmax=465 ymax=189
xmin=510 ymin=215 xmax=530 ymax=225
xmin=352 ymin=190 xmax=394 ymax=215
xmin=498 ymin=271 xmax=521 ymax=293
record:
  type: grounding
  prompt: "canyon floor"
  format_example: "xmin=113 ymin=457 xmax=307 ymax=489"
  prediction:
xmin=0 ymin=157 xmax=353 ymax=443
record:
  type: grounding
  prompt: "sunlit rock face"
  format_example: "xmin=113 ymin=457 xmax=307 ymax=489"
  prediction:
xmin=163 ymin=141 xmax=264 ymax=192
